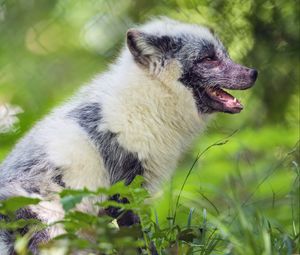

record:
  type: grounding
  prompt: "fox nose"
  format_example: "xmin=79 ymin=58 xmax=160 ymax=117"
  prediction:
xmin=250 ymin=69 xmax=258 ymax=82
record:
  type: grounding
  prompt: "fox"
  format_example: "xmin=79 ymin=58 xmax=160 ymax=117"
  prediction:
xmin=0 ymin=17 xmax=257 ymax=254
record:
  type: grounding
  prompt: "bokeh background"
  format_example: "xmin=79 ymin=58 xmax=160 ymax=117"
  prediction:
xmin=0 ymin=0 xmax=299 ymax=252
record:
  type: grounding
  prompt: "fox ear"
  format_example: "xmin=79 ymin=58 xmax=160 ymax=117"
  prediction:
xmin=126 ymin=29 xmax=157 ymax=66
xmin=126 ymin=29 xmax=181 ymax=67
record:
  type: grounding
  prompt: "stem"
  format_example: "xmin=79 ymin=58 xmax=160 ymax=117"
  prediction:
xmin=172 ymin=130 xmax=238 ymax=225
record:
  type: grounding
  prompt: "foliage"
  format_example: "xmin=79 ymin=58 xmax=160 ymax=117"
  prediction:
xmin=0 ymin=0 xmax=299 ymax=254
xmin=0 ymin=162 xmax=299 ymax=254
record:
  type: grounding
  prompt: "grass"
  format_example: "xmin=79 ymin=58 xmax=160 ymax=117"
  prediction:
xmin=0 ymin=131 xmax=299 ymax=254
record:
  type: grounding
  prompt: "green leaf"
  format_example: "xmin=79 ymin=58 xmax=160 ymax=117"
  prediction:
xmin=0 ymin=196 xmax=40 ymax=214
xmin=60 ymin=195 xmax=85 ymax=212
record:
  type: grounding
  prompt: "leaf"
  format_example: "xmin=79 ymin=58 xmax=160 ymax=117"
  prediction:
xmin=0 ymin=196 xmax=40 ymax=214
xmin=0 ymin=218 xmax=43 ymax=230
xmin=59 ymin=188 xmax=95 ymax=212
xmin=60 ymin=195 xmax=85 ymax=212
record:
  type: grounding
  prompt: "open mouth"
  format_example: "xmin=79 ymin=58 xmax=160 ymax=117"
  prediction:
xmin=204 ymin=87 xmax=244 ymax=114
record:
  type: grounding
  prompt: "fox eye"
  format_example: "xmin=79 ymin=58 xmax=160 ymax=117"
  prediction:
xmin=195 ymin=54 xmax=217 ymax=64
xmin=196 ymin=55 xmax=215 ymax=64
xmin=203 ymin=56 xmax=215 ymax=61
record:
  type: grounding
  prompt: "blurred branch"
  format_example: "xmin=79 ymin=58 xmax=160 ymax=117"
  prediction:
xmin=241 ymin=140 xmax=300 ymax=207
xmin=172 ymin=129 xmax=239 ymax=225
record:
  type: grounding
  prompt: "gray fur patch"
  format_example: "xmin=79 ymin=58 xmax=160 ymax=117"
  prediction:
xmin=0 ymin=208 xmax=49 ymax=255
xmin=16 ymin=208 xmax=50 ymax=254
xmin=69 ymin=103 xmax=144 ymax=185
xmin=16 ymin=208 xmax=49 ymax=254
xmin=22 ymin=185 xmax=41 ymax=194
xmin=16 ymin=207 xmax=38 ymax=221
xmin=28 ymin=230 xmax=50 ymax=255
xmin=0 ymin=143 xmax=65 ymax=197
xmin=0 ymin=212 xmax=14 ymax=254
xmin=0 ymin=229 xmax=14 ymax=255
xmin=15 ymin=158 xmax=45 ymax=173
xmin=51 ymin=173 xmax=66 ymax=188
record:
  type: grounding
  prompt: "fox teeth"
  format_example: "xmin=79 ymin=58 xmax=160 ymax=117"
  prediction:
xmin=233 ymin=98 xmax=237 ymax=103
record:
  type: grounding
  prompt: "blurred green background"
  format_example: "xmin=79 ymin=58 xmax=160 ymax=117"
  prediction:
xmin=0 ymin=0 xmax=299 ymax=252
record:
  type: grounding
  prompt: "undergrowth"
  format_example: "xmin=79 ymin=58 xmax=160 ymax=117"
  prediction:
xmin=0 ymin=141 xmax=299 ymax=255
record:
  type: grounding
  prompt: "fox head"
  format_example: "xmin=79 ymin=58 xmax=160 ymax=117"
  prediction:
xmin=126 ymin=18 xmax=257 ymax=114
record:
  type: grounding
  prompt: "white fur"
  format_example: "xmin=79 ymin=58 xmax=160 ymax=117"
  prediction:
xmin=26 ymin=18 xmax=208 ymax=198
xmin=31 ymin=49 xmax=206 ymax=193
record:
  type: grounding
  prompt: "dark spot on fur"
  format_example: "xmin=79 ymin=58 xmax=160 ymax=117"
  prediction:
xmin=117 ymin=210 xmax=140 ymax=227
xmin=105 ymin=194 xmax=128 ymax=218
xmin=16 ymin=208 xmax=49 ymax=253
xmin=105 ymin=194 xmax=140 ymax=227
xmin=28 ymin=230 xmax=50 ymax=254
xmin=0 ymin=208 xmax=48 ymax=255
xmin=23 ymin=186 xmax=40 ymax=194
xmin=16 ymin=207 xmax=38 ymax=220
xmin=0 ymin=228 xmax=15 ymax=255
xmin=16 ymin=208 xmax=39 ymax=235
xmin=99 ymin=131 xmax=144 ymax=185
xmin=69 ymin=103 xmax=144 ymax=227
xmin=68 ymin=103 xmax=144 ymax=185
xmin=51 ymin=174 xmax=66 ymax=188
xmin=145 ymin=35 xmax=183 ymax=56
xmin=127 ymin=31 xmax=183 ymax=67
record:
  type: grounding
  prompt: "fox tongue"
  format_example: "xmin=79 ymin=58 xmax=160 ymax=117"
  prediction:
xmin=206 ymin=87 xmax=243 ymax=110
xmin=223 ymin=94 xmax=243 ymax=109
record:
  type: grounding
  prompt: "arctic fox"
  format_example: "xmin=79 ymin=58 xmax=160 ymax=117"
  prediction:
xmin=0 ymin=17 xmax=257 ymax=254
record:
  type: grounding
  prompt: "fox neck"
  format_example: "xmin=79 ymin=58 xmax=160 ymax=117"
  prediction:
xmin=101 ymin=53 xmax=208 ymax=191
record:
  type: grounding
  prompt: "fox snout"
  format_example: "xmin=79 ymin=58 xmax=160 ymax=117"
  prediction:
xmin=220 ymin=61 xmax=258 ymax=90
